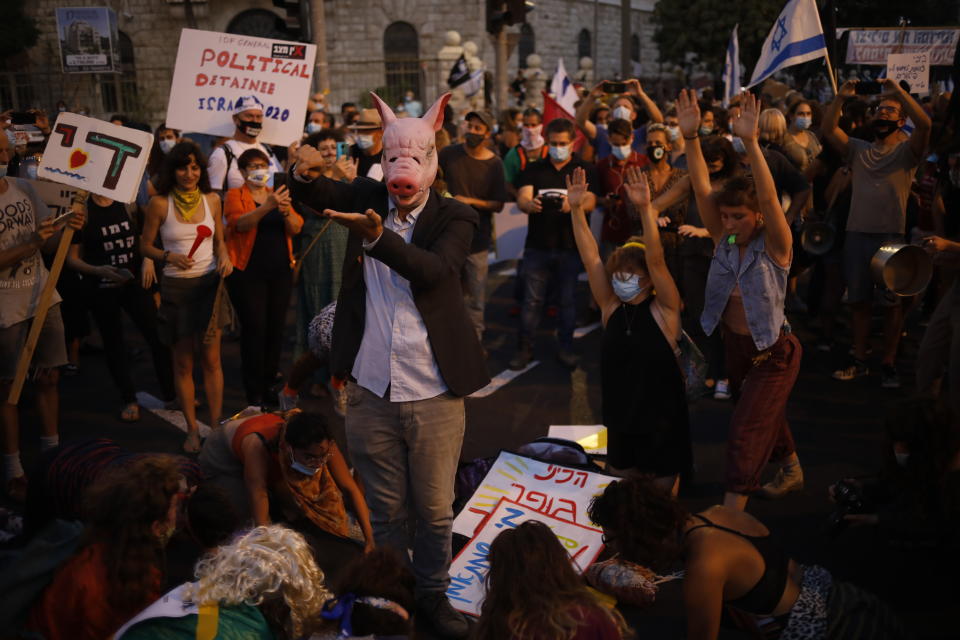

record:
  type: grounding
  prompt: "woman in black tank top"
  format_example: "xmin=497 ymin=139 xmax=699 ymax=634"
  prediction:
xmin=569 ymin=166 xmax=692 ymax=495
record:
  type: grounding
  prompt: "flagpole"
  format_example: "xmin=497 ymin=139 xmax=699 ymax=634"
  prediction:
xmin=823 ymin=47 xmax=839 ymax=96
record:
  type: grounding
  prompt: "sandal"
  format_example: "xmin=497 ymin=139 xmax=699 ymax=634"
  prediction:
xmin=182 ymin=431 xmax=202 ymax=454
xmin=119 ymin=403 xmax=140 ymax=422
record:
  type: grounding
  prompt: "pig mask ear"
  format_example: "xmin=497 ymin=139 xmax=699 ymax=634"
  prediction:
xmin=421 ymin=93 xmax=452 ymax=132
xmin=369 ymin=92 xmax=398 ymax=128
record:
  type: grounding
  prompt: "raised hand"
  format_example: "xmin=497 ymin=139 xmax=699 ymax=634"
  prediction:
xmin=269 ymin=184 xmax=292 ymax=211
xmin=623 ymin=166 xmax=651 ymax=209
xmin=295 ymin=144 xmax=326 ymax=174
xmin=564 ymin=167 xmax=590 ymax=211
xmin=675 ymin=89 xmax=701 ymax=139
xmin=731 ymin=90 xmax=760 ymax=142
xmin=333 ymin=156 xmax=358 ymax=182
xmin=626 ymin=78 xmax=644 ymax=97
xmin=838 ymin=79 xmax=857 ymax=98
xmin=324 ymin=208 xmax=383 ymax=243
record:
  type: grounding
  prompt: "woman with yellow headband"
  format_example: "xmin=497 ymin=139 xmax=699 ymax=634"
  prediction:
xmin=677 ymin=89 xmax=802 ymax=511
xmin=567 ymin=164 xmax=691 ymax=495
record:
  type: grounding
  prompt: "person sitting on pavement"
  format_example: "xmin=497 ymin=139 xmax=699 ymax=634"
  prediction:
xmin=589 ymin=477 xmax=909 ymax=640
xmin=198 ymin=409 xmax=374 ymax=552
xmin=116 ymin=524 xmax=332 ymax=640
xmin=474 ymin=520 xmax=626 ymax=640
xmin=25 ymin=456 xmax=186 ymax=640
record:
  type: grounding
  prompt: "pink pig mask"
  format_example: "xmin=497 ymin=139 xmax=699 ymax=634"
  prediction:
xmin=369 ymin=91 xmax=451 ymax=209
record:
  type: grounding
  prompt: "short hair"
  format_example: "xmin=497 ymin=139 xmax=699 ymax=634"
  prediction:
xmin=646 ymin=122 xmax=670 ymax=142
xmin=284 ymin=411 xmax=331 ymax=449
xmin=522 ymin=107 xmax=543 ymax=123
xmin=155 ymin=141 xmax=211 ymax=195
xmin=700 ymin=136 xmax=740 ymax=180
xmin=237 ymin=148 xmax=270 ymax=170
xmin=713 ymin=174 xmax=760 ymax=214
xmin=186 ymin=482 xmax=240 ymax=549
xmin=341 ymin=102 xmax=357 ymax=113
xmin=545 ymin=117 xmax=575 ymax=139
xmin=758 ymin=108 xmax=788 ymax=145
xmin=605 ymin=235 xmax=648 ymax=278
xmin=607 ymin=118 xmax=633 ymax=140
xmin=877 ymin=95 xmax=906 ymax=114
xmin=304 ymin=128 xmax=344 ymax=148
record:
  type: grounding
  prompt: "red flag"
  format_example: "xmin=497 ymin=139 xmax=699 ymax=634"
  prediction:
xmin=541 ymin=91 xmax=587 ymax=152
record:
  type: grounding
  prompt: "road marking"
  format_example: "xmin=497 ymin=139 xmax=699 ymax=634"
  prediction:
xmin=136 ymin=391 xmax=212 ymax=437
xmin=469 ymin=361 xmax=540 ymax=398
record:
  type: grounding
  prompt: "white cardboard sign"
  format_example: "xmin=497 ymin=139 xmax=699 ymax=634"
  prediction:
xmin=452 ymin=451 xmax=616 ymax=537
xmin=165 ymin=29 xmax=316 ymax=146
xmin=886 ymin=51 xmax=930 ymax=95
xmin=38 ymin=113 xmax=152 ymax=203
xmin=446 ymin=498 xmax=605 ymax=616
xmin=30 ymin=181 xmax=79 ymax=218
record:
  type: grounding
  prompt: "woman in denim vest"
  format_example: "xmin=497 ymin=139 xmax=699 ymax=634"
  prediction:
xmin=677 ymin=90 xmax=803 ymax=511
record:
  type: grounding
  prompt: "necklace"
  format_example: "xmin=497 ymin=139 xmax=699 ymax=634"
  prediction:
xmin=172 ymin=188 xmax=201 ymax=222
xmin=621 ymin=303 xmax=640 ymax=336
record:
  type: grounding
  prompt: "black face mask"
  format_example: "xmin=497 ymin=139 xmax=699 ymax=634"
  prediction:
xmin=464 ymin=133 xmax=485 ymax=148
xmin=237 ymin=119 xmax=262 ymax=137
xmin=646 ymin=145 xmax=666 ymax=163
xmin=872 ymin=119 xmax=899 ymax=139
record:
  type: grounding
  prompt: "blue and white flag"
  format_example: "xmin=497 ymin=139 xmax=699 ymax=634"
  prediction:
xmin=747 ymin=0 xmax=827 ymax=88
xmin=723 ymin=24 xmax=741 ymax=107
xmin=550 ymin=58 xmax=579 ymax=115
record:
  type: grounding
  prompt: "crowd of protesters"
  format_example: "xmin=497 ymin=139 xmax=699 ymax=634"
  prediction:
xmin=0 ymin=59 xmax=958 ymax=640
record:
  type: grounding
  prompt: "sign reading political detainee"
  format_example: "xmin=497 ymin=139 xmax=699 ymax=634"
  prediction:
xmin=55 ymin=7 xmax=119 ymax=73
xmin=38 ymin=113 xmax=153 ymax=204
xmin=165 ymin=29 xmax=317 ymax=146
xmin=452 ymin=451 xmax=616 ymax=537
xmin=446 ymin=499 xmax=604 ymax=616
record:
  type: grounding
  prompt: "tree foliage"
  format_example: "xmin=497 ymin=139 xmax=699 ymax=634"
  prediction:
xmin=0 ymin=0 xmax=39 ymax=60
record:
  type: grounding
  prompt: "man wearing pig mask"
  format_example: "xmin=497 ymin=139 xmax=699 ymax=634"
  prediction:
xmin=290 ymin=92 xmax=488 ymax=639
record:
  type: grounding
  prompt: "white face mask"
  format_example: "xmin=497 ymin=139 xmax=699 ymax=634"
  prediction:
xmin=612 ymin=272 xmax=649 ymax=302
xmin=666 ymin=126 xmax=680 ymax=142
xmin=159 ymin=138 xmax=177 ymax=154
xmin=549 ymin=145 xmax=570 ymax=163
xmin=612 ymin=106 xmax=633 ymax=122
xmin=611 ymin=144 xmax=632 ymax=161
xmin=306 ymin=121 xmax=323 ymax=134
xmin=357 ymin=134 xmax=376 ymax=150
xmin=521 ymin=125 xmax=544 ymax=151
xmin=246 ymin=168 xmax=270 ymax=186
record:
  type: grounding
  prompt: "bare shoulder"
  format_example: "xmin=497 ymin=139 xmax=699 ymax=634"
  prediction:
xmin=700 ymin=505 xmax=770 ymax=537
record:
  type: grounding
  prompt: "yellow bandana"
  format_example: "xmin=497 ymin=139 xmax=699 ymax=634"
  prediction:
xmin=173 ymin=188 xmax=202 ymax=222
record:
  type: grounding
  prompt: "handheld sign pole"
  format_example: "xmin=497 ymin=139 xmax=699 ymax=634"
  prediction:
xmin=8 ymin=192 xmax=86 ymax=405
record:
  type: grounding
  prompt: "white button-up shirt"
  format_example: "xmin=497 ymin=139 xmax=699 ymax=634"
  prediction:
xmin=352 ymin=198 xmax=448 ymax=401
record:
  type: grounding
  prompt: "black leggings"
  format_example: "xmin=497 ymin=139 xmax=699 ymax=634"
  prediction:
xmin=226 ymin=266 xmax=293 ymax=404
xmin=90 ymin=282 xmax=174 ymax=404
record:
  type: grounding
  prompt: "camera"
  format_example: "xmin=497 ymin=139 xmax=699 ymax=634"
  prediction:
xmin=825 ymin=478 xmax=865 ymax=536
xmin=603 ymin=81 xmax=627 ymax=94
xmin=540 ymin=191 xmax=566 ymax=213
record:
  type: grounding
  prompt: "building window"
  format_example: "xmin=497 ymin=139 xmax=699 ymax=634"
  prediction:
xmin=630 ymin=34 xmax=641 ymax=63
xmin=518 ymin=23 xmax=535 ymax=68
xmin=383 ymin=22 xmax=420 ymax=106
xmin=227 ymin=9 xmax=291 ymax=40
xmin=100 ymin=32 xmax=138 ymax=115
xmin=578 ymin=29 xmax=591 ymax=60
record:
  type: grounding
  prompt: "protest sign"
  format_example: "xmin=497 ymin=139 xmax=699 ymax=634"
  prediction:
xmin=845 ymin=29 xmax=959 ymax=66
xmin=165 ymin=29 xmax=317 ymax=146
xmin=55 ymin=7 xmax=119 ymax=73
xmin=446 ymin=498 xmax=605 ymax=616
xmin=547 ymin=425 xmax=608 ymax=455
xmin=452 ymin=451 xmax=616 ymax=537
xmin=887 ymin=52 xmax=929 ymax=94
xmin=38 ymin=113 xmax=152 ymax=204
xmin=30 ymin=181 xmax=80 ymax=218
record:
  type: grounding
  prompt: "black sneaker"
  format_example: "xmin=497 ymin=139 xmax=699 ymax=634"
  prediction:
xmin=508 ymin=346 xmax=533 ymax=371
xmin=833 ymin=359 xmax=868 ymax=381
xmin=880 ymin=364 xmax=901 ymax=389
xmin=416 ymin=591 xmax=469 ymax=639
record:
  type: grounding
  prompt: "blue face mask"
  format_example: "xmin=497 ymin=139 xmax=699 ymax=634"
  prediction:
xmin=699 ymin=125 xmax=714 ymax=137
xmin=612 ymin=273 xmax=649 ymax=302
xmin=306 ymin=121 xmax=323 ymax=134
xmin=794 ymin=116 xmax=811 ymax=130
xmin=611 ymin=144 xmax=632 ymax=161
xmin=549 ymin=145 xmax=570 ymax=162
xmin=290 ymin=458 xmax=318 ymax=476
xmin=731 ymin=136 xmax=746 ymax=155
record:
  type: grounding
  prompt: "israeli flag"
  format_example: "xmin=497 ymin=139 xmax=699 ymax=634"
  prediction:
xmin=747 ymin=0 xmax=827 ymax=88
xmin=550 ymin=58 xmax=579 ymax=115
xmin=723 ymin=25 xmax=741 ymax=107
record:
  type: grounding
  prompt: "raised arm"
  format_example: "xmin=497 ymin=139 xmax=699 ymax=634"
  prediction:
xmin=574 ymin=82 xmax=604 ymax=141
xmin=733 ymin=91 xmax=791 ymax=267
xmin=624 ymin=167 xmax=681 ymax=322
xmin=881 ymin=77 xmax=932 ymax=161
xmin=628 ymin=79 xmax=664 ymax=124
xmin=822 ymin=80 xmax=856 ymax=157
xmin=676 ymin=89 xmax=723 ymax=241
xmin=567 ymin=166 xmax=617 ymax=314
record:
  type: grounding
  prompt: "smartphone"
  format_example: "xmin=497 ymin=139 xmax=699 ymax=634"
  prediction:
xmin=50 ymin=209 xmax=77 ymax=228
xmin=336 ymin=141 xmax=350 ymax=160
xmin=272 ymin=172 xmax=287 ymax=189
xmin=10 ymin=111 xmax=35 ymax=125
xmin=603 ymin=81 xmax=627 ymax=94
xmin=854 ymin=81 xmax=882 ymax=95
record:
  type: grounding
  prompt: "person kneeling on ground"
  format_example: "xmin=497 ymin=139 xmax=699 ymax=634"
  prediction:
xmin=199 ymin=409 xmax=374 ymax=551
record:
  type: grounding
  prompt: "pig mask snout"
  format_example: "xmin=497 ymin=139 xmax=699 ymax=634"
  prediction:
xmin=387 ymin=177 xmax=423 ymax=198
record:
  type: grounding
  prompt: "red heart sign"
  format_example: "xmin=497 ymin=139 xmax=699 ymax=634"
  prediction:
xmin=69 ymin=149 xmax=88 ymax=169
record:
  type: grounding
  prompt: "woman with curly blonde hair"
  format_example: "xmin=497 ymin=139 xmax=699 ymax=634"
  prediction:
xmin=116 ymin=525 xmax=331 ymax=640
xmin=474 ymin=521 xmax=626 ymax=640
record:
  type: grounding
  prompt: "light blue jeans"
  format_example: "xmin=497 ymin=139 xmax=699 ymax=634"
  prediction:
xmin=345 ymin=382 xmax=465 ymax=592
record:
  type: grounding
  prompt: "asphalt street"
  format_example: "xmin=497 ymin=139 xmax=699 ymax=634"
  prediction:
xmin=5 ymin=263 xmax=955 ymax=638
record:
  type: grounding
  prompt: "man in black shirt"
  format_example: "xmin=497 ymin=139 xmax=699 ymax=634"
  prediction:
xmin=349 ymin=108 xmax=384 ymax=181
xmin=439 ymin=110 xmax=508 ymax=343
xmin=511 ymin=118 xmax=597 ymax=370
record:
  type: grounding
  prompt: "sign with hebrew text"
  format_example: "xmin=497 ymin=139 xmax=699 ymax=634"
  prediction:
xmin=887 ymin=52 xmax=929 ymax=95
xmin=38 ymin=113 xmax=152 ymax=203
xmin=452 ymin=451 xmax=616 ymax=537
xmin=446 ymin=498 xmax=605 ymax=616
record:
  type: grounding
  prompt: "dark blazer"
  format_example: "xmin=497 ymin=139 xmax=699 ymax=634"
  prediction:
xmin=289 ymin=173 xmax=491 ymax=397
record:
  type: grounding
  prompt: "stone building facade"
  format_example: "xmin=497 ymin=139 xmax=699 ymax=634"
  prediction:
xmin=9 ymin=0 xmax=662 ymax=127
